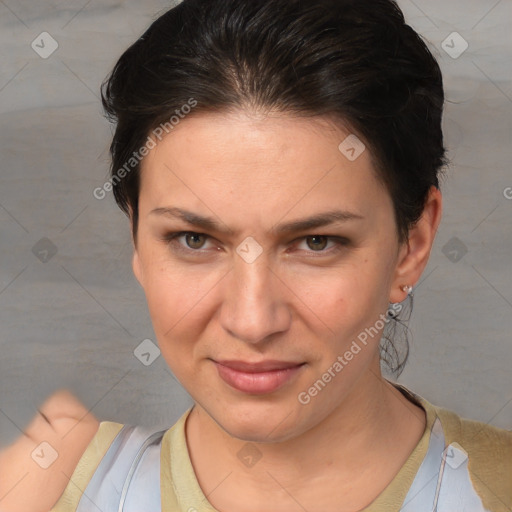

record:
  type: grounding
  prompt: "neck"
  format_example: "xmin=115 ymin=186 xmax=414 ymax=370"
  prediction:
xmin=185 ymin=368 xmax=426 ymax=511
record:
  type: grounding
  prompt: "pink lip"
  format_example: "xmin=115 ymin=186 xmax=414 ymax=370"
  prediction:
xmin=212 ymin=360 xmax=305 ymax=394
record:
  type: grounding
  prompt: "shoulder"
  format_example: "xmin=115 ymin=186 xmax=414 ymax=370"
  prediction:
xmin=393 ymin=383 xmax=512 ymax=511
xmin=0 ymin=390 xmax=100 ymax=512
xmin=432 ymin=403 xmax=512 ymax=510
xmin=395 ymin=383 xmax=512 ymax=457
xmin=433 ymin=403 xmax=512 ymax=458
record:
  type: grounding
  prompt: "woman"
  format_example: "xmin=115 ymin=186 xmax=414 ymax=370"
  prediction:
xmin=0 ymin=0 xmax=510 ymax=511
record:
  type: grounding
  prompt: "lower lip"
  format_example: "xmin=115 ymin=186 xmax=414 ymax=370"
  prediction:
xmin=213 ymin=362 xmax=305 ymax=394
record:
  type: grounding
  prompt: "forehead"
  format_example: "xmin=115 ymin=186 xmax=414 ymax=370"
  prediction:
xmin=138 ymin=111 xmax=390 ymax=224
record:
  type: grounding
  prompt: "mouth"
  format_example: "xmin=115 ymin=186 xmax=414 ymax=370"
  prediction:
xmin=211 ymin=359 xmax=306 ymax=394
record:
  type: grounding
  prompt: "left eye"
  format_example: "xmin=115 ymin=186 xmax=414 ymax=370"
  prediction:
xmin=182 ymin=232 xmax=209 ymax=249
xmin=296 ymin=235 xmax=341 ymax=252
xmin=302 ymin=235 xmax=329 ymax=251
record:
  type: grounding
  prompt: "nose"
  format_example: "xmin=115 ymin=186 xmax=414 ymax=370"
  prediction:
xmin=219 ymin=253 xmax=291 ymax=345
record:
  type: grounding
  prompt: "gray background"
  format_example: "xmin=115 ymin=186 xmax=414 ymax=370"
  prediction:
xmin=0 ymin=0 xmax=511 ymax=447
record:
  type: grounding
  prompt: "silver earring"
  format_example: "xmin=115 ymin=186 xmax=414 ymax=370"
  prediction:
xmin=401 ymin=285 xmax=413 ymax=295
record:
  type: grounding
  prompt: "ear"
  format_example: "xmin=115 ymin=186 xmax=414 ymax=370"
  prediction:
xmin=389 ymin=186 xmax=443 ymax=304
xmin=132 ymin=249 xmax=144 ymax=287
xmin=128 ymin=205 xmax=144 ymax=287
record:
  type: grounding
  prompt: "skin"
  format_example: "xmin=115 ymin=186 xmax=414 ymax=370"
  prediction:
xmin=0 ymin=392 xmax=99 ymax=512
xmin=132 ymin=110 xmax=443 ymax=512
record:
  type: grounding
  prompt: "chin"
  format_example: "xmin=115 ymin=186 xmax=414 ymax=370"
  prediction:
xmin=210 ymin=399 xmax=307 ymax=443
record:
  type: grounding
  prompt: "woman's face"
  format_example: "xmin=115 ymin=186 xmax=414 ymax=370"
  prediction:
xmin=133 ymin=111 xmax=410 ymax=442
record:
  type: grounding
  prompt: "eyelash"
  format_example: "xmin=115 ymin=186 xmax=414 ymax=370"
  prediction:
xmin=162 ymin=231 xmax=349 ymax=257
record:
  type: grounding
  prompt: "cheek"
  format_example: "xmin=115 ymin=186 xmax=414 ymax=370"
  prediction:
xmin=143 ymin=271 xmax=208 ymax=335
xmin=287 ymin=262 xmax=392 ymax=376
xmin=141 ymin=271 xmax=202 ymax=379
xmin=137 ymin=251 xmax=223 ymax=356
xmin=137 ymin=242 xmax=193 ymax=313
xmin=287 ymin=261 xmax=383 ymax=327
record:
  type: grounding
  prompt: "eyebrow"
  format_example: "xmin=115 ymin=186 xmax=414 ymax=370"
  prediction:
xmin=150 ymin=207 xmax=364 ymax=235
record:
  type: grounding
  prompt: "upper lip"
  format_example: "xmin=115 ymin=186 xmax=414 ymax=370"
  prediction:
xmin=214 ymin=359 xmax=305 ymax=373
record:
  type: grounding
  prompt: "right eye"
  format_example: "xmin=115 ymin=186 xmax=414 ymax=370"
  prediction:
xmin=163 ymin=231 xmax=218 ymax=254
